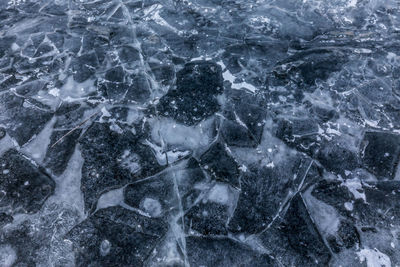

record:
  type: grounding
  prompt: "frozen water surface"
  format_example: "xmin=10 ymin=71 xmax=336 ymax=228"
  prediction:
xmin=0 ymin=0 xmax=400 ymax=266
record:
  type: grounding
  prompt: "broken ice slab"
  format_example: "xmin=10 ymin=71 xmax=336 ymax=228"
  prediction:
xmin=275 ymin=117 xmax=321 ymax=155
xmin=0 ymin=149 xmax=55 ymax=215
xmin=71 ymin=52 xmax=99 ymax=83
xmin=54 ymin=101 xmax=88 ymax=129
xmin=44 ymin=128 xmax=82 ymax=176
xmin=123 ymin=172 xmax=178 ymax=218
xmin=123 ymin=159 xmax=207 ymax=218
xmin=220 ymin=96 xmax=266 ymax=148
xmin=316 ymin=139 xmax=360 ymax=175
xmin=361 ymin=131 xmax=400 ymax=179
xmin=183 ymin=179 xmax=238 ymax=236
xmin=311 ymin=179 xmax=400 ymax=265
xmin=65 ymin=206 xmax=168 ymax=267
xmin=229 ymin=155 xmax=322 ymax=234
xmin=0 ymin=92 xmax=53 ymax=146
xmin=220 ymin=119 xmax=258 ymax=147
xmin=199 ymin=141 xmax=241 ymax=188
xmin=274 ymin=48 xmax=348 ymax=86
xmin=99 ymin=66 xmax=151 ymax=103
xmin=79 ymin=121 xmax=165 ymax=212
xmin=157 ymin=60 xmax=223 ymax=126
xmin=259 ymin=194 xmax=331 ymax=267
xmin=186 ymin=236 xmax=276 ymax=266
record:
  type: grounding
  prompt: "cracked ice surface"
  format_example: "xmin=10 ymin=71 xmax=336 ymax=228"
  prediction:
xmin=0 ymin=0 xmax=400 ymax=266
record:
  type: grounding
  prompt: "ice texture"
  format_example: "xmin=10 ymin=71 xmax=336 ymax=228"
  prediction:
xmin=0 ymin=0 xmax=400 ymax=266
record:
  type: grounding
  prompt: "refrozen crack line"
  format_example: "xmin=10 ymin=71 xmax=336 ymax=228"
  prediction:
xmin=171 ymin=169 xmax=189 ymax=267
xmin=261 ymin=159 xmax=314 ymax=233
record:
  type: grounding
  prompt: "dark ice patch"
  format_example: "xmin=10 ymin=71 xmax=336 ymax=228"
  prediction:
xmin=220 ymin=99 xmax=266 ymax=147
xmin=118 ymin=45 xmax=141 ymax=65
xmin=259 ymin=194 xmax=331 ymax=267
xmin=0 ymin=127 xmax=6 ymax=140
xmin=361 ymin=131 xmax=400 ymax=179
xmin=105 ymin=66 xmax=124 ymax=82
xmin=71 ymin=52 xmax=99 ymax=83
xmin=220 ymin=119 xmax=257 ymax=147
xmin=199 ymin=142 xmax=240 ymax=188
xmin=229 ymin=157 xmax=321 ymax=234
xmin=157 ymin=61 xmax=223 ymax=125
xmin=316 ymin=140 xmax=360 ymax=175
xmin=354 ymin=181 xmax=400 ymax=227
xmin=100 ymin=67 xmax=151 ymax=103
xmin=186 ymin=236 xmax=276 ymax=266
xmin=0 ymin=92 xmax=53 ymax=145
xmin=275 ymin=117 xmax=320 ymax=154
xmin=148 ymin=63 xmax=175 ymax=88
xmin=0 ymin=212 xmax=13 ymax=227
xmin=33 ymin=43 xmax=53 ymax=58
xmin=0 ymin=149 xmax=55 ymax=214
xmin=44 ymin=128 xmax=82 ymax=176
xmin=79 ymin=122 xmax=164 ymax=212
xmin=326 ymin=220 xmax=360 ymax=253
xmin=65 ymin=206 xmax=168 ymax=267
xmin=276 ymin=49 xmax=347 ymax=86
xmin=0 ymin=74 xmax=22 ymax=92
xmin=184 ymin=201 xmax=230 ymax=236
xmin=312 ymin=179 xmax=400 ymax=249
xmin=311 ymin=179 xmax=354 ymax=215
xmin=54 ymin=101 xmax=88 ymax=129
xmin=0 ymin=36 xmax=16 ymax=58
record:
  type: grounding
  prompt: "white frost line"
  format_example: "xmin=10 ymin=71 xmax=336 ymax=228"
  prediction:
xmin=191 ymin=56 xmax=213 ymax=61
xmin=143 ymin=4 xmax=180 ymax=33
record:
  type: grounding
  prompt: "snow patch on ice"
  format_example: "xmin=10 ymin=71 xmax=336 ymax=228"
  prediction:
xmin=51 ymin=148 xmax=86 ymax=218
xmin=348 ymin=0 xmax=357 ymax=8
xmin=48 ymin=88 xmax=60 ymax=97
xmin=141 ymin=197 xmax=162 ymax=217
xmin=99 ymin=240 xmax=111 ymax=257
xmin=344 ymin=202 xmax=353 ymax=211
xmin=96 ymin=188 xmax=124 ymax=211
xmin=266 ymin=162 xmax=275 ymax=168
xmin=207 ymin=183 xmax=230 ymax=205
xmin=0 ymin=134 xmax=16 ymax=156
xmin=59 ymin=76 xmax=97 ymax=101
xmin=217 ymin=61 xmax=258 ymax=93
xmin=149 ymin=117 xmax=213 ymax=151
xmin=303 ymin=189 xmax=340 ymax=236
xmin=357 ymin=248 xmax=391 ymax=267
xmin=342 ymin=178 xmax=366 ymax=202
xmin=0 ymin=245 xmax=17 ymax=267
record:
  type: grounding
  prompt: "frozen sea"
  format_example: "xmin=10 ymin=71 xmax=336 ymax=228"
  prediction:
xmin=0 ymin=0 xmax=399 ymax=266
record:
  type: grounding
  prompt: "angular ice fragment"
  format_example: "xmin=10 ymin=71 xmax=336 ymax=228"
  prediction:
xmin=361 ymin=131 xmax=400 ymax=179
xmin=157 ymin=61 xmax=223 ymax=125
xmin=0 ymin=149 xmax=55 ymax=214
